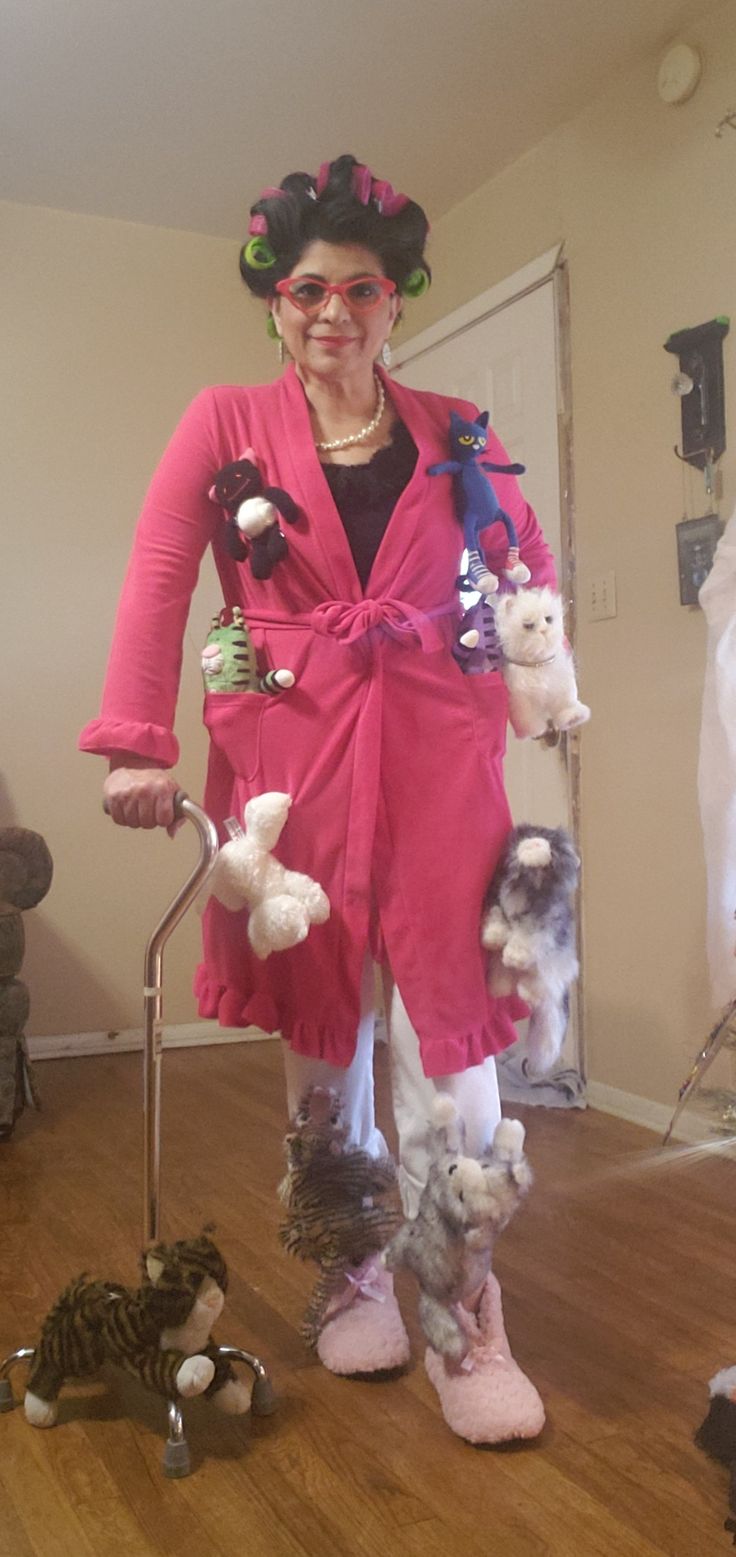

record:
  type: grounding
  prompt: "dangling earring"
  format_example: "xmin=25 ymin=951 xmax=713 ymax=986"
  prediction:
xmin=381 ymin=339 xmax=392 ymax=369
xmin=266 ymin=311 xmax=285 ymax=363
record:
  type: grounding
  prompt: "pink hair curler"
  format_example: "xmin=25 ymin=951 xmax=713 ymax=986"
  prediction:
xmin=370 ymin=178 xmax=409 ymax=216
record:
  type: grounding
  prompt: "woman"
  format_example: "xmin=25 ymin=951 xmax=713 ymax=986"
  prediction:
xmin=81 ymin=155 xmax=556 ymax=1442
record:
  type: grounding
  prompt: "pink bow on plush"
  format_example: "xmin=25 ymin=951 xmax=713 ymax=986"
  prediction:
xmin=328 ymin=1259 xmax=387 ymax=1317
xmin=460 ymin=1344 xmax=508 ymax=1375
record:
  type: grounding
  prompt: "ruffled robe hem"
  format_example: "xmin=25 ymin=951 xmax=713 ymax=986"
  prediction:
xmin=194 ymin=964 xmax=527 ymax=1079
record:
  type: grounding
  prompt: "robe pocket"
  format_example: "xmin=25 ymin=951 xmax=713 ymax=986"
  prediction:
xmin=203 ymin=692 xmax=265 ymax=783
xmin=463 ymin=672 xmax=509 ymax=759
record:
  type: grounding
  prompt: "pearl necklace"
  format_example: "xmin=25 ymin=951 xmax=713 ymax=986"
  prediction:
xmin=314 ymin=375 xmax=385 ymax=452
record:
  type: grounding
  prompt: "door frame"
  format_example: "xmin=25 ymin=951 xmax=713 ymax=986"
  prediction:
xmin=393 ymin=244 xmax=586 ymax=1084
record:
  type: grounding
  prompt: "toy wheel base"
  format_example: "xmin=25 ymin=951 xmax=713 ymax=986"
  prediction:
xmin=163 ymin=1437 xmax=191 ymax=1478
xmin=0 ymin=1348 xmax=34 ymax=1411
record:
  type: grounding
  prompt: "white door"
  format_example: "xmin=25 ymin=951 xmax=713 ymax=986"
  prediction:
xmin=394 ymin=259 xmax=581 ymax=1078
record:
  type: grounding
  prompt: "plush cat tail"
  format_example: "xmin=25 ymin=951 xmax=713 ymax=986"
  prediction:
xmin=526 ymin=998 xmax=567 ymax=1077
xmin=260 ymin=668 xmax=295 ymax=694
xmin=430 ymin=1095 xmax=465 ymax=1153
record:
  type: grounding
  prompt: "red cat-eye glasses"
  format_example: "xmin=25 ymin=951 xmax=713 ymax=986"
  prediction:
xmin=274 ymin=275 xmax=397 ymax=315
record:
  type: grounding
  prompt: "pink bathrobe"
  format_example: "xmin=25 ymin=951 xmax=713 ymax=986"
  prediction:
xmin=80 ymin=364 xmax=556 ymax=1077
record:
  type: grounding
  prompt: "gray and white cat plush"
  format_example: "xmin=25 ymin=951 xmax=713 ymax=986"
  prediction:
xmin=494 ymin=586 xmax=590 ymax=739
xmin=482 ymin=824 xmax=580 ymax=1076
xmin=384 ymin=1097 xmax=532 ymax=1363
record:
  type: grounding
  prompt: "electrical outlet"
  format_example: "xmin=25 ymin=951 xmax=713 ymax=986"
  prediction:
xmin=589 ymin=570 xmax=617 ymax=621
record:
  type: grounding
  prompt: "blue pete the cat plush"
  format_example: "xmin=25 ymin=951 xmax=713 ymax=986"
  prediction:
xmin=428 ymin=411 xmax=531 ymax=595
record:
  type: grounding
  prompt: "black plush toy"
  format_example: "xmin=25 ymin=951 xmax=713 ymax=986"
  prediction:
xmin=695 ymin=1367 xmax=736 ymax=1543
xmin=210 ymin=456 xmax=299 ymax=580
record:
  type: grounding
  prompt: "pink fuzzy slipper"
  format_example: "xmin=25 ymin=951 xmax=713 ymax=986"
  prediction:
xmin=424 ymin=1271 xmax=545 ymax=1444
xmin=316 ymin=1257 xmax=411 ymax=1375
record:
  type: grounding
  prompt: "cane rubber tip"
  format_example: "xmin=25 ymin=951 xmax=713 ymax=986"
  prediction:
xmin=163 ymin=1438 xmax=191 ymax=1478
xmin=251 ymin=1375 xmax=278 ymax=1416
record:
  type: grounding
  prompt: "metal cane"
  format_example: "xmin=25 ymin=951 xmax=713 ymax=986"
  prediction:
xmin=142 ymin=792 xmax=218 ymax=1243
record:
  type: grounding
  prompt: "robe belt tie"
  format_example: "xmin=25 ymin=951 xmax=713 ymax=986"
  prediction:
xmin=310 ymin=597 xmax=449 ymax=649
xmin=231 ymin=598 xmax=458 ymax=652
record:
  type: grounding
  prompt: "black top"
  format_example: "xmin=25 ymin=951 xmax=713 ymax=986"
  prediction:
xmin=320 ymin=420 xmax=418 ymax=590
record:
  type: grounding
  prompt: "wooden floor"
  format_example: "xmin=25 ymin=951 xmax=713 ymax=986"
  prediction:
xmin=1 ymin=1040 xmax=735 ymax=1556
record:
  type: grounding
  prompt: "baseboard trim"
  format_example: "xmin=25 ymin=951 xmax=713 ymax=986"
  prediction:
xmin=586 ymin=1079 xmax=716 ymax=1144
xmin=23 ymin=1034 xmax=725 ymax=1149
xmin=27 ymin=1022 xmax=276 ymax=1061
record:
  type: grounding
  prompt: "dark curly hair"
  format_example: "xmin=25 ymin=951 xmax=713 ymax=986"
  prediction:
xmin=240 ymin=153 xmax=431 ymax=299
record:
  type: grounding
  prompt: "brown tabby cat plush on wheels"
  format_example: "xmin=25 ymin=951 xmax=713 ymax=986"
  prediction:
xmin=23 ymin=1235 xmax=250 ymax=1426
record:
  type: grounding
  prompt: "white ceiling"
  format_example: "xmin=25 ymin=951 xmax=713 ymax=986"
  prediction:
xmin=0 ymin=0 xmax=718 ymax=240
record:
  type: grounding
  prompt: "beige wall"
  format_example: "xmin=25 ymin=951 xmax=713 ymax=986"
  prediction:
xmin=404 ymin=0 xmax=736 ymax=1107
xmin=3 ymin=3 xmax=735 ymax=1110
xmin=1 ymin=202 xmax=275 ymax=1033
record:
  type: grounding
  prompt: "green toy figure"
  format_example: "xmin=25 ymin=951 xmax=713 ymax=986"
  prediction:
xmin=201 ymin=606 xmax=295 ymax=694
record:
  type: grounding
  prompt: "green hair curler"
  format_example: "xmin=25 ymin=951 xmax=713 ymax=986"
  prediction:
xmin=243 ymin=236 xmax=277 ymax=270
xmin=402 ymin=267 xmax=430 ymax=299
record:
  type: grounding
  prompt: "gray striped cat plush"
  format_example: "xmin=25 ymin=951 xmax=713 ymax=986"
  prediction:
xmin=24 ymin=1235 xmax=249 ymax=1426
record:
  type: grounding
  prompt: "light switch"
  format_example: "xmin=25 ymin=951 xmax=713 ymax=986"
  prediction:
xmin=589 ymin=571 xmax=617 ymax=621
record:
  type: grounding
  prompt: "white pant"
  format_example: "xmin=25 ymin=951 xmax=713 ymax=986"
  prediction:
xmin=282 ymin=956 xmax=501 ymax=1218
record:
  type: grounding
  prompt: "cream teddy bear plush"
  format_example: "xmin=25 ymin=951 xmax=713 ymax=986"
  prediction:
xmin=207 ymin=793 xmax=329 ymax=960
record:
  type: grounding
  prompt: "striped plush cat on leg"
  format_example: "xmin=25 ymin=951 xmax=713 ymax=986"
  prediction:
xmin=24 ymin=1235 xmax=249 ymax=1427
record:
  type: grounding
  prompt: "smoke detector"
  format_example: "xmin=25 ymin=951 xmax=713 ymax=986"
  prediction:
xmin=657 ymin=42 xmax=702 ymax=104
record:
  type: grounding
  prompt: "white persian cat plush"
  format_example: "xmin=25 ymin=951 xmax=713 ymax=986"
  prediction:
xmin=494 ymin=587 xmax=590 ymax=739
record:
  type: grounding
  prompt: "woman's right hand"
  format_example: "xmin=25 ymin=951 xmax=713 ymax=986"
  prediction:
xmin=103 ymin=756 xmax=182 ymax=834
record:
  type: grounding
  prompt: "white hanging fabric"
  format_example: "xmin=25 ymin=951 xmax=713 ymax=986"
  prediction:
xmin=698 ymin=507 xmax=736 ymax=1007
